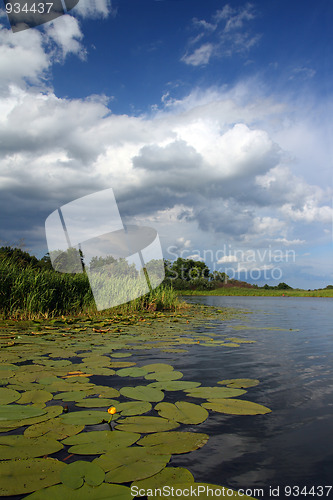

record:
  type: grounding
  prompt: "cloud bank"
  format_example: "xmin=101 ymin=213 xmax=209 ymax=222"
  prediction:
xmin=0 ymin=3 xmax=331 ymax=288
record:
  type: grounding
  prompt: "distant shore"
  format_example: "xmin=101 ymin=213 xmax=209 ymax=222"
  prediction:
xmin=178 ymin=287 xmax=333 ymax=298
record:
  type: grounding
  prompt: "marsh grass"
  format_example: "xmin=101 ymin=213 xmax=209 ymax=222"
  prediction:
xmin=180 ymin=287 xmax=333 ymax=298
xmin=0 ymin=256 xmax=181 ymax=319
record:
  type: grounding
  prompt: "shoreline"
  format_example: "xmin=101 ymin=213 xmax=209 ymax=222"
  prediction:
xmin=178 ymin=288 xmax=333 ymax=298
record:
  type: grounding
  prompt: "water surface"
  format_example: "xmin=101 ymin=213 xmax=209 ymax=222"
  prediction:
xmin=164 ymin=297 xmax=333 ymax=496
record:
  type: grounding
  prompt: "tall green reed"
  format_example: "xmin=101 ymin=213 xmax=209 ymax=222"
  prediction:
xmin=0 ymin=256 xmax=181 ymax=319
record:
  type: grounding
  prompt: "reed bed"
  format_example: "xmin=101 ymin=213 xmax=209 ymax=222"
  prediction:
xmin=0 ymin=256 xmax=181 ymax=319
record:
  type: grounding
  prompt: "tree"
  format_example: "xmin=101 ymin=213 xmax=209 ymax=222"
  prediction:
xmin=276 ymin=282 xmax=292 ymax=290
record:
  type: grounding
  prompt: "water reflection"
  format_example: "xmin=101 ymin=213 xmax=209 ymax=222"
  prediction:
xmin=176 ymin=297 xmax=333 ymax=490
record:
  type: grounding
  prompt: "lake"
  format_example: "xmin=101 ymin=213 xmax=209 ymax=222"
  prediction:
xmin=163 ymin=296 xmax=333 ymax=497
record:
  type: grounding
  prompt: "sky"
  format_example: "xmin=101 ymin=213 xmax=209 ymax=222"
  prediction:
xmin=0 ymin=0 xmax=332 ymax=288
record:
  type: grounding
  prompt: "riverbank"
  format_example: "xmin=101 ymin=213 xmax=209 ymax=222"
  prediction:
xmin=179 ymin=287 xmax=333 ymax=297
xmin=0 ymin=255 xmax=182 ymax=319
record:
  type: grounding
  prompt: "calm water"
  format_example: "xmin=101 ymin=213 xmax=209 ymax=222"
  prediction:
xmin=143 ymin=297 xmax=333 ymax=498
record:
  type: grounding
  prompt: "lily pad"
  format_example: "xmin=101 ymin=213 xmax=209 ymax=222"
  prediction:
xmin=132 ymin=467 xmax=194 ymax=490
xmin=0 ymin=404 xmax=46 ymax=421
xmin=38 ymin=376 xmax=59 ymax=385
xmin=120 ymin=386 xmax=164 ymax=402
xmin=145 ymin=371 xmax=183 ymax=382
xmin=0 ymin=458 xmax=66 ymax=496
xmin=141 ymin=363 xmax=174 ymax=372
xmin=111 ymin=352 xmax=132 ymax=358
xmin=218 ymin=379 xmax=260 ymax=389
xmin=116 ymin=401 xmax=152 ymax=416
xmin=202 ymin=399 xmax=272 ymax=415
xmin=148 ymin=381 xmax=201 ymax=391
xmin=0 ymin=434 xmax=63 ymax=460
xmin=0 ymin=387 xmax=20 ymax=404
xmin=62 ymin=430 xmax=140 ymax=455
xmin=155 ymin=402 xmax=209 ymax=425
xmin=115 ymin=416 xmax=179 ymax=433
xmin=75 ymin=398 xmax=119 ymax=408
xmin=24 ymin=482 xmax=133 ymax=500
xmin=94 ymin=447 xmax=171 ymax=483
xmin=116 ymin=367 xmax=149 ymax=377
xmin=109 ymin=361 xmax=137 ymax=368
xmin=60 ymin=410 xmax=108 ymax=426
xmin=53 ymin=391 xmax=87 ymax=402
xmin=86 ymin=385 xmax=120 ymax=398
xmin=137 ymin=431 xmax=209 ymax=455
xmin=0 ymin=405 xmax=63 ymax=430
xmin=184 ymin=387 xmax=246 ymax=399
xmin=17 ymin=389 xmax=53 ymax=406
xmin=24 ymin=419 xmax=84 ymax=440
xmin=225 ymin=337 xmax=256 ymax=344
xmin=60 ymin=460 xmax=105 ymax=489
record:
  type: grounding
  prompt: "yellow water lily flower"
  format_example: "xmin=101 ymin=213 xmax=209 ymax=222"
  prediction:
xmin=107 ymin=406 xmax=117 ymax=430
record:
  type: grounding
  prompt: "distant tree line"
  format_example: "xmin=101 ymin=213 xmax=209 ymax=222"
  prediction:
xmin=3 ymin=247 xmax=331 ymax=292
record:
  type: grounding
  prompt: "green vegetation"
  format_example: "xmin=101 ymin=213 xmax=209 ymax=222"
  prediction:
xmin=0 ymin=306 xmax=262 ymax=499
xmin=0 ymin=247 xmax=181 ymax=319
xmin=164 ymin=257 xmax=333 ymax=297
xmin=1 ymin=247 xmax=331 ymax=320
xmin=179 ymin=287 xmax=333 ymax=297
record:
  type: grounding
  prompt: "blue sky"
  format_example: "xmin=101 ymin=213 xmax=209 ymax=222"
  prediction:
xmin=0 ymin=0 xmax=332 ymax=288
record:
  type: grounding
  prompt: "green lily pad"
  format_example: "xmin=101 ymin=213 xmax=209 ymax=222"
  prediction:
xmin=116 ymin=401 xmax=152 ymax=416
xmin=60 ymin=460 xmax=105 ymax=489
xmin=0 ymin=364 xmax=16 ymax=371
xmin=109 ymin=361 xmax=137 ymax=368
xmin=86 ymin=367 xmax=116 ymax=376
xmin=132 ymin=467 xmax=194 ymax=491
xmin=115 ymin=416 xmax=179 ymax=433
xmin=0 ymin=404 xmax=46 ymax=421
xmin=38 ymin=376 xmax=60 ymax=385
xmin=53 ymin=391 xmax=87 ymax=402
xmin=120 ymin=386 xmax=164 ymax=402
xmin=202 ymin=398 xmax=272 ymax=415
xmin=148 ymin=381 xmax=201 ymax=391
xmin=218 ymin=379 xmax=260 ymax=389
xmin=75 ymin=398 xmax=119 ymax=408
xmin=0 ymin=387 xmax=20 ymax=404
xmin=0 ymin=405 xmax=63 ymax=430
xmin=60 ymin=410 xmax=108 ymax=426
xmin=94 ymin=447 xmax=171 ymax=483
xmin=111 ymin=352 xmax=132 ymax=358
xmin=46 ymin=380 xmax=90 ymax=393
xmin=17 ymin=389 xmax=53 ymax=406
xmin=13 ymin=371 xmax=39 ymax=383
xmin=225 ymin=337 xmax=256 ymax=344
xmin=8 ymin=381 xmax=41 ymax=391
xmin=141 ymin=363 xmax=174 ymax=372
xmin=116 ymin=367 xmax=149 ymax=377
xmin=151 ymin=482 xmax=258 ymax=499
xmin=0 ymin=435 xmax=63 ymax=460
xmin=184 ymin=387 xmax=246 ymax=399
xmin=0 ymin=458 xmax=66 ymax=496
xmin=86 ymin=385 xmax=120 ymax=398
xmin=62 ymin=430 xmax=140 ymax=455
xmin=155 ymin=402 xmax=209 ymax=425
xmin=24 ymin=482 xmax=133 ymax=500
xmin=24 ymin=418 xmax=84 ymax=440
xmin=145 ymin=371 xmax=183 ymax=382
xmin=137 ymin=431 xmax=209 ymax=455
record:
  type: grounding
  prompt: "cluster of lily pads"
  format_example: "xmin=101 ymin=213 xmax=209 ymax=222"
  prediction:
xmin=0 ymin=307 xmax=270 ymax=499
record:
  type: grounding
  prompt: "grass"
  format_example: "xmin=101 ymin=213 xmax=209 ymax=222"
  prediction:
xmin=0 ymin=256 xmax=182 ymax=320
xmin=179 ymin=287 xmax=333 ymax=298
